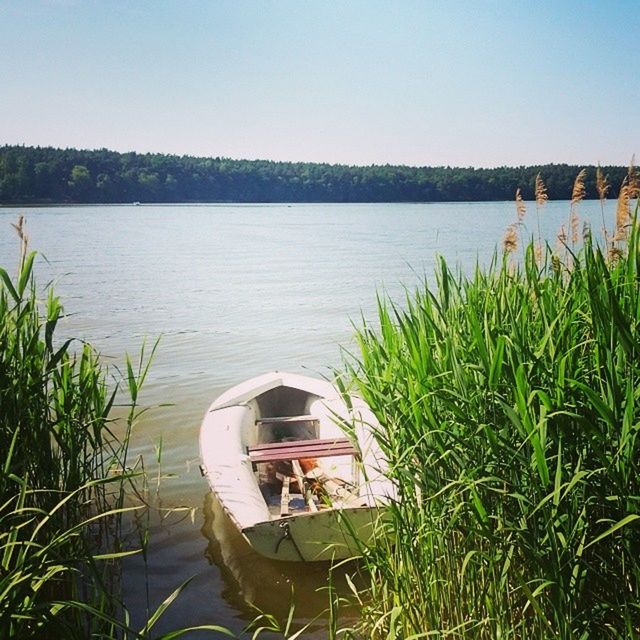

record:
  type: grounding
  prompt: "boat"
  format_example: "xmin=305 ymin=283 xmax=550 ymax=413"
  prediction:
xmin=199 ymin=371 xmax=392 ymax=562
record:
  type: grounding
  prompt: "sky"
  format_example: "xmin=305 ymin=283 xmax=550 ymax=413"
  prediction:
xmin=0 ymin=1 xmax=638 ymax=168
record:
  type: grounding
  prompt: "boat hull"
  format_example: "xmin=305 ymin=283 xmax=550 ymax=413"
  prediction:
xmin=242 ymin=506 xmax=384 ymax=562
xmin=200 ymin=371 xmax=392 ymax=562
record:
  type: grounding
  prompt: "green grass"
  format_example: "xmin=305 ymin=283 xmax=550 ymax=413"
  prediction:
xmin=0 ymin=248 xmax=128 ymax=637
xmin=0 ymin=237 xmax=234 ymax=639
xmin=344 ymin=209 xmax=640 ymax=638
xmin=0 ymin=243 xmax=176 ymax=638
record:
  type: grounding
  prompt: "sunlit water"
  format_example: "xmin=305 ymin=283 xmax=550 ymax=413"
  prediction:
xmin=0 ymin=201 xmax=614 ymax=636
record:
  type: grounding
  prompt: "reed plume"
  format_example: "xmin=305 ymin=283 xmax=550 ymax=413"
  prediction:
xmin=596 ymin=163 xmax=610 ymax=240
xmin=614 ymin=179 xmax=630 ymax=241
xmin=627 ymin=155 xmax=639 ymax=200
xmin=534 ymin=173 xmax=548 ymax=207
xmin=571 ymin=169 xmax=587 ymax=206
xmin=556 ymin=223 xmax=568 ymax=250
xmin=10 ymin=214 xmax=28 ymax=268
xmin=596 ymin=164 xmax=610 ymax=202
xmin=534 ymin=173 xmax=547 ymax=243
xmin=534 ymin=240 xmax=543 ymax=266
xmin=570 ymin=169 xmax=586 ymax=244
xmin=505 ymin=188 xmax=527 ymax=256
xmin=503 ymin=223 xmax=518 ymax=253
xmin=515 ymin=188 xmax=526 ymax=222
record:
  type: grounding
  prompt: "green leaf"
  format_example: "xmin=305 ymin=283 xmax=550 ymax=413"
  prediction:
xmin=17 ymin=251 xmax=36 ymax=296
xmin=584 ymin=514 xmax=640 ymax=550
xmin=0 ymin=266 xmax=19 ymax=303
xmin=156 ymin=625 xmax=236 ymax=639
xmin=92 ymin=549 xmax=141 ymax=561
xmin=488 ymin=334 xmax=505 ymax=389
xmin=139 ymin=576 xmax=195 ymax=635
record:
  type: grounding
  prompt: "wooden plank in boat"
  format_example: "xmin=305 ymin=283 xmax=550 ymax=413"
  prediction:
xmin=250 ymin=437 xmax=351 ymax=451
xmin=291 ymin=460 xmax=318 ymax=512
xmin=256 ymin=414 xmax=319 ymax=425
xmin=280 ymin=476 xmax=291 ymax=516
xmin=248 ymin=437 xmax=357 ymax=464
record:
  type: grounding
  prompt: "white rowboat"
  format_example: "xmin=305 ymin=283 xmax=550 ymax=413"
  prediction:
xmin=199 ymin=371 xmax=391 ymax=562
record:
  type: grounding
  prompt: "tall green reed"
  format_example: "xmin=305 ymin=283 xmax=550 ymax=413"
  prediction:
xmin=0 ymin=231 xmax=179 ymax=637
xmin=345 ymin=200 xmax=640 ymax=638
xmin=0 ymin=225 xmax=233 ymax=639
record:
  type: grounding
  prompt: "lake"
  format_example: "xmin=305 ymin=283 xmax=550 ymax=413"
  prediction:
xmin=0 ymin=200 xmax=614 ymax=637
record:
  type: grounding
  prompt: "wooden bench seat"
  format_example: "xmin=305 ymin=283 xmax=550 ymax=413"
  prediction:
xmin=256 ymin=414 xmax=319 ymax=425
xmin=248 ymin=437 xmax=357 ymax=464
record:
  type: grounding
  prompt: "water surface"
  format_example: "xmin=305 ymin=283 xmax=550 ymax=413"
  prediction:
xmin=0 ymin=201 xmax=613 ymax=636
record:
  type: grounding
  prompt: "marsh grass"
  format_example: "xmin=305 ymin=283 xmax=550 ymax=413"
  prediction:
xmin=344 ymin=184 xmax=640 ymax=638
xmin=0 ymin=243 xmax=137 ymax=637
xmin=0 ymin=229 xmax=233 ymax=638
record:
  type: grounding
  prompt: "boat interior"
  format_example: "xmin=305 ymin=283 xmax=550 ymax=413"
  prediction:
xmin=245 ymin=385 xmax=364 ymax=518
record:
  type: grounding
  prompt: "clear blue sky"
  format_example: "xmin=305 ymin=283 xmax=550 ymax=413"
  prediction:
xmin=1 ymin=1 xmax=637 ymax=167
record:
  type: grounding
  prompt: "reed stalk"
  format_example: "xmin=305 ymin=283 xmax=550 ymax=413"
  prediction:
xmin=569 ymin=168 xmax=586 ymax=244
xmin=534 ymin=172 xmax=547 ymax=244
xmin=596 ymin=163 xmax=610 ymax=239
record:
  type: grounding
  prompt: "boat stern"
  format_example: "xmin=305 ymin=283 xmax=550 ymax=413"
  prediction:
xmin=241 ymin=506 xmax=385 ymax=562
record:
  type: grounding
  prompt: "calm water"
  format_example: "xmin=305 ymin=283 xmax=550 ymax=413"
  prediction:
xmin=0 ymin=201 xmax=613 ymax=636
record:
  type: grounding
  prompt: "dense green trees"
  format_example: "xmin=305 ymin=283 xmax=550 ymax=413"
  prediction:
xmin=0 ymin=144 xmax=629 ymax=204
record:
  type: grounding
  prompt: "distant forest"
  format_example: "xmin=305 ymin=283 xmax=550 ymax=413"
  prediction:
xmin=0 ymin=144 xmax=630 ymax=204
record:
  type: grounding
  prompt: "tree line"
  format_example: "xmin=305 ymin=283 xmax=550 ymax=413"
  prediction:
xmin=0 ymin=144 xmax=630 ymax=204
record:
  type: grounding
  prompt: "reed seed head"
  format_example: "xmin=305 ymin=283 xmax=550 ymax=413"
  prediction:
xmin=556 ymin=224 xmax=567 ymax=249
xmin=627 ymin=155 xmax=640 ymax=200
xmin=596 ymin=164 xmax=610 ymax=203
xmin=503 ymin=223 xmax=518 ymax=253
xmin=534 ymin=240 xmax=543 ymax=266
xmin=571 ymin=169 xmax=587 ymax=207
xmin=534 ymin=173 xmax=548 ymax=208
xmin=515 ymin=188 xmax=526 ymax=222
xmin=569 ymin=169 xmax=586 ymax=244
xmin=615 ymin=180 xmax=630 ymax=241
xmin=608 ymin=245 xmax=624 ymax=262
xmin=10 ymin=215 xmax=29 ymax=266
xmin=570 ymin=212 xmax=580 ymax=244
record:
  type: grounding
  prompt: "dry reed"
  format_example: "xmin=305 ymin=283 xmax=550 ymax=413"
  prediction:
xmin=503 ymin=168 xmax=634 ymax=265
xmin=503 ymin=223 xmax=518 ymax=253
xmin=534 ymin=241 xmax=543 ymax=266
xmin=10 ymin=214 xmax=28 ymax=266
xmin=615 ymin=180 xmax=630 ymax=241
xmin=515 ymin=187 xmax=526 ymax=222
xmin=570 ymin=168 xmax=586 ymax=244
xmin=596 ymin=163 xmax=610 ymax=242
xmin=596 ymin=164 xmax=610 ymax=202
xmin=534 ymin=173 xmax=548 ymax=207
xmin=534 ymin=173 xmax=547 ymax=247
xmin=556 ymin=224 xmax=568 ymax=254
xmin=627 ymin=155 xmax=639 ymax=199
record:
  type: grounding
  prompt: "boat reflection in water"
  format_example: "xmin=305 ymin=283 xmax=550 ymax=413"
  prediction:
xmin=200 ymin=490 xmax=362 ymax=630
